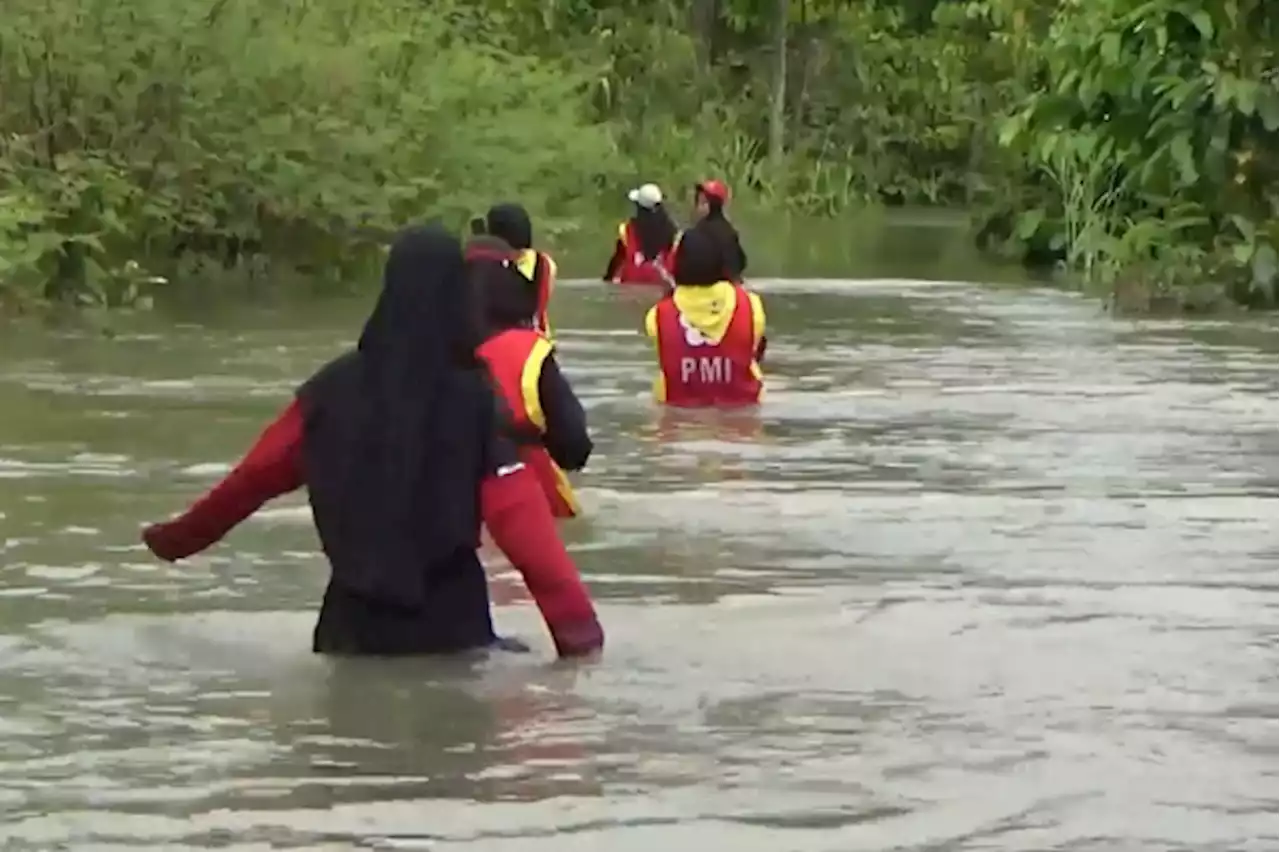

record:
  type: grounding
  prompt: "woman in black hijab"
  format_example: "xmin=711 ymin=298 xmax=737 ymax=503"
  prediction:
xmin=141 ymin=225 xmax=604 ymax=657
xmin=301 ymin=224 xmax=503 ymax=653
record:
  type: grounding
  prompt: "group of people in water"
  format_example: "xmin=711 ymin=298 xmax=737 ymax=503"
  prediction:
xmin=140 ymin=179 xmax=766 ymax=662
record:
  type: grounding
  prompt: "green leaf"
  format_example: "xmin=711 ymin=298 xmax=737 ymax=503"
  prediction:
xmin=1189 ymin=11 xmax=1214 ymax=40
xmin=1229 ymin=215 xmax=1256 ymax=242
xmin=1228 ymin=78 xmax=1259 ymax=115
xmin=1252 ymin=245 xmax=1279 ymax=289
xmin=1015 ymin=207 xmax=1046 ymax=240
xmin=1168 ymin=134 xmax=1198 ymax=186
xmin=1100 ymin=34 xmax=1121 ymax=65
xmin=997 ymin=115 xmax=1022 ymax=149
xmin=1259 ymin=88 xmax=1279 ymax=132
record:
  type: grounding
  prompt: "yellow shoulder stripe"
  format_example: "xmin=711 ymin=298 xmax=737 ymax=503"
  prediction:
xmin=520 ymin=336 xmax=554 ymax=432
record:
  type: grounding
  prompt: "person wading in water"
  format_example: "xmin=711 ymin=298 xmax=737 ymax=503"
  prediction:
xmin=601 ymin=183 xmax=680 ymax=287
xmin=685 ymin=179 xmax=747 ymax=283
xmin=140 ymin=225 xmax=604 ymax=658
xmin=468 ymin=234 xmax=591 ymax=518
xmin=482 ymin=203 xmax=558 ymax=341
xmin=644 ymin=226 xmax=767 ymax=408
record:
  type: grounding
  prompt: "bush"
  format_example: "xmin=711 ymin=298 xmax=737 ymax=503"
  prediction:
xmin=0 ymin=0 xmax=626 ymax=308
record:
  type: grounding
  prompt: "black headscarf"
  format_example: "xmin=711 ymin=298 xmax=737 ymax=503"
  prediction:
xmin=632 ymin=203 xmax=679 ymax=260
xmin=671 ymin=225 xmax=723 ymax=287
xmin=484 ymin=203 xmax=533 ymax=250
xmin=301 ymin=224 xmax=494 ymax=607
xmin=465 ymin=235 xmax=535 ymax=332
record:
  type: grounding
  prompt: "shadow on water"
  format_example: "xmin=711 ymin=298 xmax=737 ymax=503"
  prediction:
xmin=0 ymin=261 xmax=1276 ymax=850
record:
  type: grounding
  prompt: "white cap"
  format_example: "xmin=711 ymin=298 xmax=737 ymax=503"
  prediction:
xmin=627 ymin=183 xmax=663 ymax=209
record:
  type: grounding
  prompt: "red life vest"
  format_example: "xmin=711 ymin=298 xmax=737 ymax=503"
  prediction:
xmin=475 ymin=328 xmax=580 ymax=518
xmin=652 ymin=285 xmax=763 ymax=408
xmin=515 ymin=250 xmax=556 ymax=340
xmin=614 ymin=221 xmax=677 ymax=286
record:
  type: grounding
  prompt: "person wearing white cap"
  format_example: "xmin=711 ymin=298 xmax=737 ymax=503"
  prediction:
xmin=627 ymin=183 xmax=664 ymax=208
xmin=603 ymin=183 xmax=681 ymax=286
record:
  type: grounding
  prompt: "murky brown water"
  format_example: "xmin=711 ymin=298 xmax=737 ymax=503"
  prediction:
xmin=0 ymin=279 xmax=1276 ymax=851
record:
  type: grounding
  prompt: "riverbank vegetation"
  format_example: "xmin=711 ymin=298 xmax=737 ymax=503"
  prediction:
xmin=0 ymin=0 xmax=1275 ymax=311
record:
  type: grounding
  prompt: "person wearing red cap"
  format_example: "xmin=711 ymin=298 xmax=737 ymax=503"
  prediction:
xmin=688 ymin=179 xmax=748 ymax=282
xmin=139 ymin=226 xmax=604 ymax=660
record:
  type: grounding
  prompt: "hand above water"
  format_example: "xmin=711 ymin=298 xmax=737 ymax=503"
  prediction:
xmin=141 ymin=520 xmax=197 ymax=562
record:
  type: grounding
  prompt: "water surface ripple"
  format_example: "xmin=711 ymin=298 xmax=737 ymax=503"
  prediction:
xmin=0 ymin=280 xmax=1275 ymax=851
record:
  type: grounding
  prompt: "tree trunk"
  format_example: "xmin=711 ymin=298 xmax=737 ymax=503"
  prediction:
xmin=768 ymin=0 xmax=789 ymax=181
xmin=691 ymin=0 xmax=719 ymax=70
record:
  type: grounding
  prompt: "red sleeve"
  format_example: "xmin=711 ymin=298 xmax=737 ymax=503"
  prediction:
xmin=142 ymin=400 xmax=306 ymax=561
xmin=481 ymin=465 xmax=604 ymax=657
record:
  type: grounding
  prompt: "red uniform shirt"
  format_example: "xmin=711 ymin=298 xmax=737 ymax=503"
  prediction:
xmin=646 ymin=283 xmax=765 ymax=408
xmin=476 ymin=328 xmax=581 ymax=518
xmin=613 ymin=221 xmax=677 ymax=286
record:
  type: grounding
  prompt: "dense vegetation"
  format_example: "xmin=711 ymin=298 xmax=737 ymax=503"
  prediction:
xmin=0 ymin=0 xmax=1275 ymax=311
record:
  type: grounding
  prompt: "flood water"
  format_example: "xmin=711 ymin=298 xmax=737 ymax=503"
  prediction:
xmin=0 ymin=278 xmax=1276 ymax=850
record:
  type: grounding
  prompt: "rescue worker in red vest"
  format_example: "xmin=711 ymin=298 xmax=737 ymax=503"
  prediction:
xmin=686 ymin=179 xmax=748 ymax=282
xmin=139 ymin=225 xmax=603 ymax=659
xmin=602 ymin=183 xmax=680 ymax=287
xmin=468 ymin=235 xmax=591 ymax=519
xmin=483 ymin=203 xmax=558 ymax=340
xmin=644 ymin=226 xmax=767 ymax=408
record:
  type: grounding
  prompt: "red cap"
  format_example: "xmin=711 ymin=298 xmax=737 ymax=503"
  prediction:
xmin=694 ymin=179 xmax=730 ymax=204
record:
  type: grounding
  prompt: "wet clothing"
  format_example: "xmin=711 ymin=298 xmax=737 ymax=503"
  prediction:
xmin=514 ymin=248 xmax=557 ymax=338
xmin=466 ymin=235 xmax=590 ymax=517
xmin=142 ymin=396 xmax=603 ymax=656
xmin=484 ymin=204 xmax=556 ymax=339
xmin=465 ymin=235 xmax=591 ymax=478
xmin=142 ymin=225 xmax=602 ymax=658
xmin=684 ymin=213 xmax=748 ymax=282
xmin=604 ymin=206 xmax=680 ymax=285
xmin=645 ymin=281 xmax=766 ymax=407
xmin=645 ymin=226 xmax=764 ymax=407
xmin=604 ymin=221 xmax=679 ymax=286
xmin=478 ymin=328 xmax=589 ymax=517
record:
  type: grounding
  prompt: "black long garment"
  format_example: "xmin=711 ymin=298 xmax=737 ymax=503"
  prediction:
xmin=297 ymin=225 xmax=502 ymax=656
xmin=687 ymin=214 xmax=748 ymax=280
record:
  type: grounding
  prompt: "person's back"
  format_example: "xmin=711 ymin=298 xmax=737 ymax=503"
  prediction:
xmin=140 ymin=225 xmax=605 ymax=659
xmin=298 ymin=228 xmax=501 ymax=653
xmin=468 ymin=235 xmax=592 ymax=518
xmin=604 ymin=183 xmax=680 ymax=286
xmin=299 ymin=352 xmax=497 ymax=653
xmin=688 ymin=179 xmax=747 ymax=282
xmin=644 ymin=228 xmax=766 ymax=409
xmin=484 ymin=203 xmax=558 ymax=339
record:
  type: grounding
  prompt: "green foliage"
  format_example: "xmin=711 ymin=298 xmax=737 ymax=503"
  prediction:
xmin=0 ymin=0 xmax=623 ymax=309
xmin=0 ymin=0 xmax=1275 ymax=313
xmin=995 ymin=0 xmax=1278 ymax=309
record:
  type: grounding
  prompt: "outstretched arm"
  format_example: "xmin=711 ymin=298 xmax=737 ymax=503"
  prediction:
xmin=142 ymin=400 xmax=307 ymax=561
